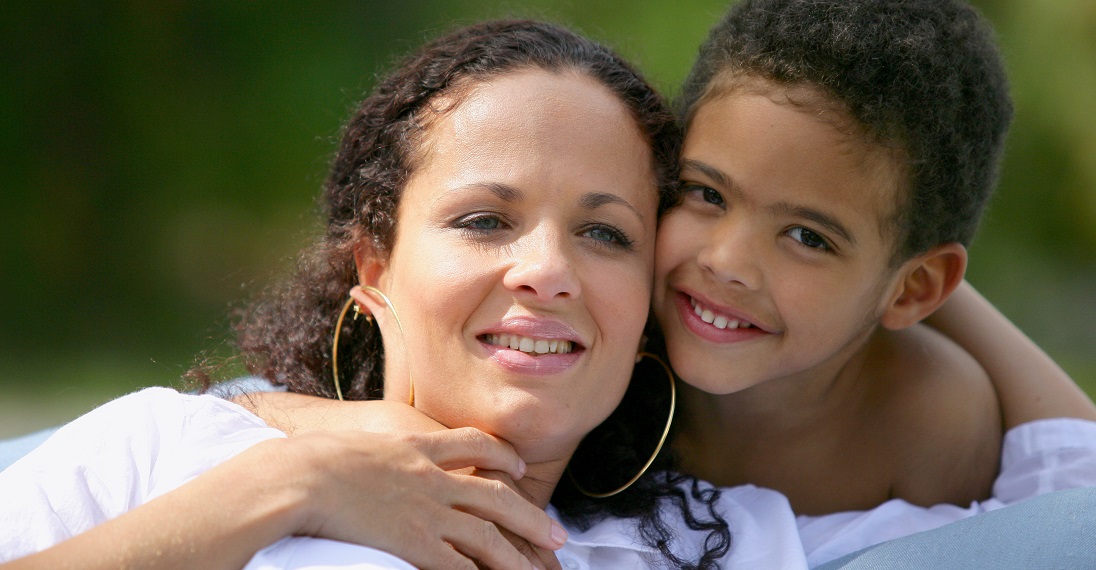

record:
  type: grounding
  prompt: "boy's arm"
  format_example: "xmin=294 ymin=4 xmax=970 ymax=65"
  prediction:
xmin=234 ymin=391 xmax=449 ymax=436
xmin=926 ymin=281 xmax=1096 ymax=428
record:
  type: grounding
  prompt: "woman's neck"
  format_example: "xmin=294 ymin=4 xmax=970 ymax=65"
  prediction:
xmin=513 ymin=458 xmax=571 ymax=509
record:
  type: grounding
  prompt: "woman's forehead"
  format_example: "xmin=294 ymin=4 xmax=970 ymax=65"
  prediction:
xmin=409 ymin=69 xmax=657 ymax=198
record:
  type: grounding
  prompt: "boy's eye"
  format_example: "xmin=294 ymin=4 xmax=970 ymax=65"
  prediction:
xmin=682 ymin=183 xmax=726 ymax=208
xmin=786 ymin=227 xmax=831 ymax=251
xmin=702 ymin=187 xmax=724 ymax=206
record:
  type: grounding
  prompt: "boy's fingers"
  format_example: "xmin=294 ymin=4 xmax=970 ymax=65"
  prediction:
xmin=411 ymin=428 xmax=527 ymax=479
xmin=449 ymin=475 xmax=568 ymax=552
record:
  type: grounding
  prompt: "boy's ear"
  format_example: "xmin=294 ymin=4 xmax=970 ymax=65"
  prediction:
xmin=880 ymin=242 xmax=967 ymax=330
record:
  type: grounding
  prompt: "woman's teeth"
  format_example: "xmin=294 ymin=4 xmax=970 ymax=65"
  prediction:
xmin=690 ymin=297 xmax=753 ymax=330
xmin=484 ymin=334 xmax=574 ymax=355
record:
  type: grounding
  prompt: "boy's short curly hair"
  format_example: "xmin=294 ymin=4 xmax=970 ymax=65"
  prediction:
xmin=678 ymin=0 xmax=1013 ymax=262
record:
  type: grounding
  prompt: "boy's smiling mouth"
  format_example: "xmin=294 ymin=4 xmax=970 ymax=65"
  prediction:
xmin=672 ymin=291 xmax=773 ymax=343
xmin=689 ymin=297 xmax=756 ymax=330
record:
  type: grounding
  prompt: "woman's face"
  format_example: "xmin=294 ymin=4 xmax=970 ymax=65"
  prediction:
xmin=362 ymin=69 xmax=658 ymax=462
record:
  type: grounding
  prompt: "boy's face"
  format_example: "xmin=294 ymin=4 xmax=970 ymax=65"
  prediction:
xmin=653 ymin=88 xmax=906 ymax=395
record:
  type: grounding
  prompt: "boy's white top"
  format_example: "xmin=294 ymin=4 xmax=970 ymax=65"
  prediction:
xmin=795 ymin=417 xmax=1096 ymax=567
xmin=2 ymin=388 xmax=1095 ymax=569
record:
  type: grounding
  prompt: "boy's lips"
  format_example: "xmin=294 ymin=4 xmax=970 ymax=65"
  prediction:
xmin=672 ymin=291 xmax=772 ymax=344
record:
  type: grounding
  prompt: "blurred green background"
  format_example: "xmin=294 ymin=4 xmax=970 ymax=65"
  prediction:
xmin=2 ymin=0 xmax=1094 ymax=437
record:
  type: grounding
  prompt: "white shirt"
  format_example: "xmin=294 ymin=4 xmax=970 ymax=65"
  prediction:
xmin=0 ymin=388 xmax=285 ymax=558
xmin=796 ymin=417 xmax=1096 ymax=567
xmin=245 ymin=482 xmax=808 ymax=570
xmin=2 ymin=387 xmax=1094 ymax=569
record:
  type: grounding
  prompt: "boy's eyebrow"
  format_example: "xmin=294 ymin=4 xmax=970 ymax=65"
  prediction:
xmin=681 ymin=159 xmax=731 ymax=189
xmin=683 ymin=159 xmax=854 ymax=245
xmin=771 ymin=202 xmax=855 ymax=246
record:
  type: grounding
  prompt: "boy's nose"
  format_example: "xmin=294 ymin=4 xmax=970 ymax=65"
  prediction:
xmin=502 ymin=226 xmax=581 ymax=302
xmin=696 ymin=217 xmax=762 ymax=290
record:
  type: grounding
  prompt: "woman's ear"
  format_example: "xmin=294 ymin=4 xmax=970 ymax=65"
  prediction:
xmin=351 ymin=241 xmax=388 ymax=317
xmin=880 ymin=242 xmax=967 ymax=330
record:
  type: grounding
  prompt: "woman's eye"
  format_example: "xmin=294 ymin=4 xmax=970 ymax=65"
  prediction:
xmin=786 ymin=227 xmax=831 ymax=251
xmin=456 ymin=214 xmax=505 ymax=231
xmin=582 ymin=224 xmax=633 ymax=249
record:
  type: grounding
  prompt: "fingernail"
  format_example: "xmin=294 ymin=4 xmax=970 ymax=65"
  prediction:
xmin=550 ymin=520 xmax=568 ymax=546
xmin=516 ymin=458 xmax=527 ymax=478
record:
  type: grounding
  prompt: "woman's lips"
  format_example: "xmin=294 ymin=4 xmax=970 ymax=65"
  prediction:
xmin=477 ymin=318 xmax=585 ymax=376
xmin=673 ymin=291 xmax=769 ymax=344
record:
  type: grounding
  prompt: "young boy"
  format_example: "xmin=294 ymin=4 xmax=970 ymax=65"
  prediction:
xmin=656 ymin=0 xmax=1012 ymax=514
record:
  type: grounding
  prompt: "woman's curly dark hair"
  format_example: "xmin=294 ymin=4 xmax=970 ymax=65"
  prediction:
xmin=678 ymin=0 xmax=1013 ymax=263
xmin=196 ymin=19 xmax=728 ymax=569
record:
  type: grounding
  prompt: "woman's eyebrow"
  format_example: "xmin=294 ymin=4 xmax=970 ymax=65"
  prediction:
xmin=581 ymin=192 xmax=646 ymax=222
xmin=451 ymin=182 xmax=522 ymax=201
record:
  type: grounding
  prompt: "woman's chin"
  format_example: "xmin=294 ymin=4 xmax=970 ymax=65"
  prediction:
xmin=475 ymin=409 xmax=601 ymax=463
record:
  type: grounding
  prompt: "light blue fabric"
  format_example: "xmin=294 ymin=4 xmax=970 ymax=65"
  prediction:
xmin=204 ymin=376 xmax=284 ymax=399
xmin=0 ymin=427 xmax=59 ymax=473
xmin=0 ymin=377 xmax=282 ymax=473
xmin=817 ymin=486 xmax=1096 ymax=569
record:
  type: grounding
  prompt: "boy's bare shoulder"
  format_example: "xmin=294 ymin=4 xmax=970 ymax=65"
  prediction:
xmin=866 ymin=324 xmax=1002 ymax=507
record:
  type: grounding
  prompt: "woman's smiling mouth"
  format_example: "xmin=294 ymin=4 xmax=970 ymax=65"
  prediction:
xmin=481 ymin=333 xmax=576 ymax=355
xmin=477 ymin=319 xmax=587 ymax=375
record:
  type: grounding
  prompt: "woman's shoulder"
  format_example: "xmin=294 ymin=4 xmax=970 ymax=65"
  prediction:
xmin=55 ymin=386 xmax=273 ymax=442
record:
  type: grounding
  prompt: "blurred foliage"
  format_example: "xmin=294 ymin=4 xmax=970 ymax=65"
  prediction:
xmin=1 ymin=0 xmax=1094 ymax=434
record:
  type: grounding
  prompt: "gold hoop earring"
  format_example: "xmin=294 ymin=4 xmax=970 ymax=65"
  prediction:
xmin=353 ymin=302 xmax=373 ymax=324
xmin=567 ymin=351 xmax=676 ymax=499
xmin=330 ymin=286 xmax=414 ymax=406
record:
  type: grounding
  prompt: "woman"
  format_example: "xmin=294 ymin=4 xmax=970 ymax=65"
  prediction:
xmin=0 ymin=19 xmax=797 ymax=570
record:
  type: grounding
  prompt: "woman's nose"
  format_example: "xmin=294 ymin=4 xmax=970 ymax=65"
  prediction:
xmin=502 ymin=225 xmax=581 ymax=301
xmin=696 ymin=217 xmax=762 ymax=290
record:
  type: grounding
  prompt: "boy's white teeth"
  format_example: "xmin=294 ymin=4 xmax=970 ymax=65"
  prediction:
xmin=487 ymin=334 xmax=573 ymax=355
xmin=690 ymin=297 xmax=752 ymax=330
